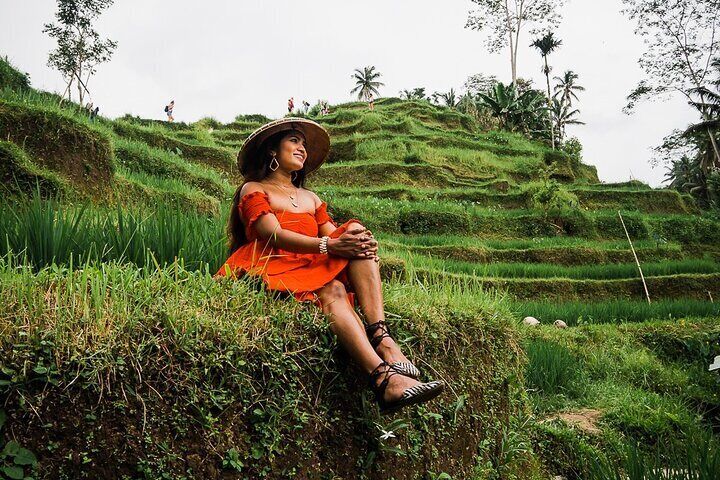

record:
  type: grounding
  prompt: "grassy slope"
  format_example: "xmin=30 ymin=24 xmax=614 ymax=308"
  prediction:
xmin=1 ymin=56 xmax=719 ymax=478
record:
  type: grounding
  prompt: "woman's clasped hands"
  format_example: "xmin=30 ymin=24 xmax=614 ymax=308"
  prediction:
xmin=327 ymin=226 xmax=379 ymax=262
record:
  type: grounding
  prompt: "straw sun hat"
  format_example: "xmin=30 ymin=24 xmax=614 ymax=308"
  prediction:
xmin=237 ymin=117 xmax=330 ymax=176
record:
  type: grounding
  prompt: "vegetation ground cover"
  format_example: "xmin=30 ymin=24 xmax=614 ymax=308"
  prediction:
xmin=0 ymin=55 xmax=718 ymax=478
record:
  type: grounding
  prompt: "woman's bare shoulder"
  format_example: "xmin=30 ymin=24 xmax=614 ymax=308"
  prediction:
xmin=240 ymin=181 xmax=266 ymax=197
xmin=303 ymin=188 xmax=323 ymax=208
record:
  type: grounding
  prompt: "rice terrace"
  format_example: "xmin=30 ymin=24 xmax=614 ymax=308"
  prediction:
xmin=1 ymin=0 xmax=719 ymax=479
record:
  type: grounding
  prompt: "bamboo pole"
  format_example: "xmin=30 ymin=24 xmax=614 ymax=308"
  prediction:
xmin=618 ymin=211 xmax=651 ymax=304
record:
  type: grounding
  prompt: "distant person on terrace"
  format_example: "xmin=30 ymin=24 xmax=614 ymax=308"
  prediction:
xmin=215 ymin=118 xmax=444 ymax=414
xmin=165 ymin=100 xmax=175 ymax=122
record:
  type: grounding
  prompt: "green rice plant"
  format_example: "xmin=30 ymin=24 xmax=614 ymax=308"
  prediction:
xmin=377 ymin=233 xmax=676 ymax=250
xmin=586 ymin=435 xmax=719 ymax=480
xmin=524 ymin=338 xmax=581 ymax=395
xmin=512 ymin=299 xmax=720 ymax=325
xmin=0 ymin=195 xmax=90 ymax=268
xmin=0 ymin=197 xmax=227 ymax=272
xmin=392 ymin=254 xmax=720 ymax=280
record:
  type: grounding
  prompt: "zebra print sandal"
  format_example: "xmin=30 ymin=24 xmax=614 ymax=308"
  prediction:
xmin=365 ymin=321 xmax=421 ymax=379
xmin=369 ymin=362 xmax=445 ymax=415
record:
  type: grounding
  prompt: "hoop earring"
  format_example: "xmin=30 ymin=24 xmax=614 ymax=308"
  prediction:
xmin=269 ymin=153 xmax=279 ymax=172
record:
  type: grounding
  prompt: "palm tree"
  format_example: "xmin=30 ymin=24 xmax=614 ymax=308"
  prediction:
xmin=531 ymin=32 xmax=563 ymax=149
xmin=400 ymin=87 xmax=427 ymax=100
xmin=551 ymin=97 xmax=585 ymax=143
xmin=350 ymin=66 xmax=384 ymax=102
xmin=684 ymin=58 xmax=720 ymax=170
xmin=432 ymin=88 xmax=459 ymax=108
xmin=554 ymin=70 xmax=585 ymax=108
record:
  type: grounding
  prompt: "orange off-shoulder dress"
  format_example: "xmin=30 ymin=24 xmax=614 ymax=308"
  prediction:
xmin=215 ymin=191 xmax=362 ymax=307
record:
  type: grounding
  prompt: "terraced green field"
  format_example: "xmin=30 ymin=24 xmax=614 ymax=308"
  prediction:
xmin=1 ymin=59 xmax=719 ymax=478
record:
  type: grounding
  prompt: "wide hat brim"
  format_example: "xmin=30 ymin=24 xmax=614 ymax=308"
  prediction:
xmin=238 ymin=117 xmax=330 ymax=176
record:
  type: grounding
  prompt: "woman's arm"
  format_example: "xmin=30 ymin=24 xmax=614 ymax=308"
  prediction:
xmin=255 ymin=215 xmax=376 ymax=257
xmin=244 ymin=184 xmax=375 ymax=257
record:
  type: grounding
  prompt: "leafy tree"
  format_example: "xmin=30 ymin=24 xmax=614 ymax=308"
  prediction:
xmin=43 ymin=0 xmax=117 ymax=105
xmin=350 ymin=66 xmax=384 ymax=101
xmin=622 ymin=0 xmax=720 ymax=166
xmin=531 ymin=32 xmax=562 ymax=148
xmin=432 ymin=88 xmax=459 ymax=108
xmin=463 ymin=73 xmax=499 ymax=96
xmin=465 ymin=0 xmax=566 ymax=85
xmin=399 ymin=87 xmax=428 ymax=100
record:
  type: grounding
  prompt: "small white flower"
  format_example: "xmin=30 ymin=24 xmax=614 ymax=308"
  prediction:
xmin=380 ymin=430 xmax=396 ymax=441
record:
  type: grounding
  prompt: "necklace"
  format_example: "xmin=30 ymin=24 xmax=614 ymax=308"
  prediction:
xmin=268 ymin=181 xmax=299 ymax=208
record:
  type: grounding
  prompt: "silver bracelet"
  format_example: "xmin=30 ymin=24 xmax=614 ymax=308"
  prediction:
xmin=319 ymin=236 xmax=330 ymax=254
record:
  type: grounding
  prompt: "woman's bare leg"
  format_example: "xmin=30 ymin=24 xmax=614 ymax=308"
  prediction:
xmin=346 ymin=257 xmax=411 ymax=366
xmin=317 ymin=280 xmax=418 ymax=400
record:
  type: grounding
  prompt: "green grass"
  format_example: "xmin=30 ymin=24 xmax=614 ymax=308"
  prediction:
xmin=391 ymin=253 xmax=720 ymax=280
xmin=378 ymin=233 xmax=674 ymax=250
xmin=512 ymin=299 xmax=720 ymax=325
xmin=526 ymin=319 xmax=720 ymax=477
xmin=3 ymin=56 xmax=720 ymax=478
xmin=0 ymin=195 xmax=226 ymax=272
xmin=0 ymin=255 xmax=522 ymax=478
xmin=114 ymin=137 xmax=231 ymax=198
xmin=525 ymin=339 xmax=582 ymax=396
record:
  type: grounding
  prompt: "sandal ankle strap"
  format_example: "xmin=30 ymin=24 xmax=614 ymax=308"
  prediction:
xmin=365 ymin=320 xmax=391 ymax=350
xmin=368 ymin=361 xmax=398 ymax=404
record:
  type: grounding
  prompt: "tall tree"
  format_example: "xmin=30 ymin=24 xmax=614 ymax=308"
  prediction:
xmin=465 ymin=0 xmax=566 ymax=85
xmin=551 ymin=96 xmax=584 ymax=143
xmin=684 ymin=57 xmax=720 ymax=170
xmin=531 ymin=32 xmax=562 ymax=148
xmin=463 ymin=73 xmax=499 ymax=96
xmin=553 ymin=70 xmax=585 ymax=107
xmin=44 ymin=0 xmax=117 ymax=105
xmin=622 ymin=0 xmax=720 ymax=166
xmin=350 ymin=66 xmax=384 ymax=101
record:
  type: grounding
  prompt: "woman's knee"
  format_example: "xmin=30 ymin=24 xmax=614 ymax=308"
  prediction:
xmin=318 ymin=279 xmax=347 ymax=301
xmin=347 ymin=221 xmax=366 ymax=231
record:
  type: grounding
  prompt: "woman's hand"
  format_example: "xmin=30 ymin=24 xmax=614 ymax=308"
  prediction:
xmin=327 ymin=227 xmax=379 ymax=261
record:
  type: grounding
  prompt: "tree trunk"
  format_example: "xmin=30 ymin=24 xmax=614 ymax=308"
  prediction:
xmin=706 ymin=125 xmax=720 ymax=169
xmin=544 ymin=56 xmax=555 ymax=149
xmin=77 ymin=66 xmax=84 ymax=105
xmin=504 ymin=0 xmax=516 ymax=85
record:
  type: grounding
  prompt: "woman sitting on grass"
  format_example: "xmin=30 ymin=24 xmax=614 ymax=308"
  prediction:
xmin=215 ymin=118 xmax=444 ymax=414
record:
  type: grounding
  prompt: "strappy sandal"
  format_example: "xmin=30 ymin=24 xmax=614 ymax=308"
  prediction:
xmin=365 ymin=320 xmax=421 ymax=379
xmin=369 ymin=362 xmax=445 ymax=415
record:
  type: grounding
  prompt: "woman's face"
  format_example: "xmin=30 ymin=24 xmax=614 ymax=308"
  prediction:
xmin=273 ymin=130 xmax=307 ymax=172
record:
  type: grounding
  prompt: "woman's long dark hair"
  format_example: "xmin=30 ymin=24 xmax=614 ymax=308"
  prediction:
xmin=226 ymin=129 xmax=308 ymax=254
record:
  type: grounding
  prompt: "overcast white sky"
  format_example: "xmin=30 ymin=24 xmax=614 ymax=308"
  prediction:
xmin=1 ymin=0 xmax=701 ymax=186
